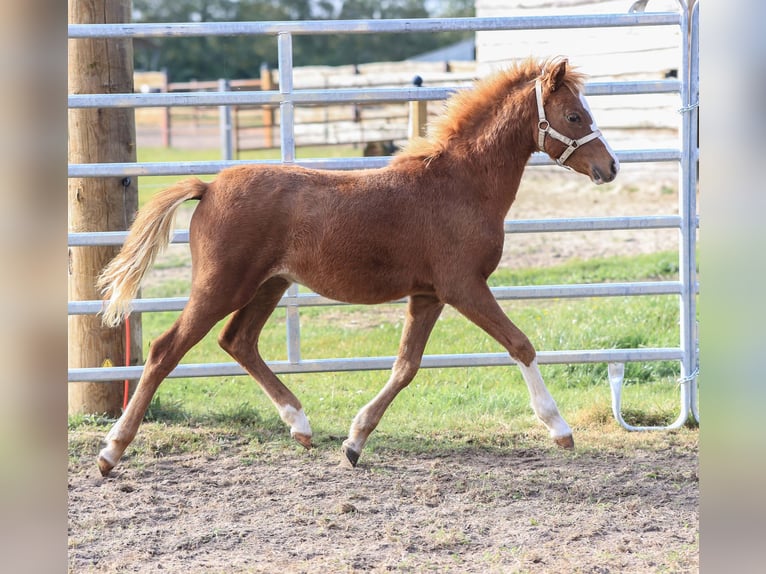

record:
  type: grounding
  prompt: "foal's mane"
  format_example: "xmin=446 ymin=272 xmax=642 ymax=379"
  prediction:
xmin=395 ymin=57 xmax=586 ymax=164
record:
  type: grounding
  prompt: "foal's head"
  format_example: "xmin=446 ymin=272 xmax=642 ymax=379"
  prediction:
xmin=534 ymin=59 xmax=619 ymax=184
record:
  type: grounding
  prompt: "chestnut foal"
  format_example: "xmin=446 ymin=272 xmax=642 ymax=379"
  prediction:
xmin=96 ymin=58 xmax=618 ymax=475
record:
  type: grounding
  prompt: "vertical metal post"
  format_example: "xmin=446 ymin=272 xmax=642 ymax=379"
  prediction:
xmin=606 ymin=1 xmax=695 ymax=432
xmin=286 ymin=284 xmax=301 ymax=364
xmin=687 ymin=0 xmax=700 ymax=423
xmin=676 ymin=0 xmax=694 ymax=426
xmin=277 ymin=32 xmax=300 ymax=364
xmin=218 ymin=78 xmax=232 ymax=161
xmin=277 ymin=33 xmax=295 ymax=162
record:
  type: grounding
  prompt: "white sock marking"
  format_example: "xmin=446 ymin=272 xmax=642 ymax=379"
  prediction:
xmin=518 ymin=358 xmax=572 ymax=439
xmin=279 ymin=405 xmax=312 ymax=436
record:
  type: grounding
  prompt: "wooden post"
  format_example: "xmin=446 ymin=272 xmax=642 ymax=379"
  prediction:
xmin=408 ymin=75 xmax=428 ymax=139
xmin=231 ymin=102 xmax=240 ymax=159
xmin=68 ymin=0 xmax=142 ymax=417
xmin=231 ymin=92 xmax=240 ymax=159
xmin=160 ymin=69 xmax=171 ymax=148
xmin=260 ymin=63 xmax=275 ymax=148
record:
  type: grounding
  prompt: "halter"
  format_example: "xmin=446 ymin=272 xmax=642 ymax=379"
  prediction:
xmin=535 ymin=77 xmax=602 ymax=167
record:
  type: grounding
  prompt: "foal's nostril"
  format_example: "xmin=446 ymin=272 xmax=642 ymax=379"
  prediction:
xmin=592 ymin=167 xmax=603 ymax=183
xmin=610 ymin=160 xmax=618 ymax=177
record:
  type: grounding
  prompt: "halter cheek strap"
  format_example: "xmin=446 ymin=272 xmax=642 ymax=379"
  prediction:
xmin=535 ymin=78 xmax=602 ymax=167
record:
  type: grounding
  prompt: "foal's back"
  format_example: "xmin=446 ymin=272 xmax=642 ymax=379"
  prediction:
xmin=189 ymin=162 xmax=502 ymax=305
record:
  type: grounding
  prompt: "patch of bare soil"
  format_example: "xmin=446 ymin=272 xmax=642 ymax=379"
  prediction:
xmin=68 ymin=434 xmax=698 ymax=573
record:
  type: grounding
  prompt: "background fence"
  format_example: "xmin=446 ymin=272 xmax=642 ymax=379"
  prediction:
xmin=68 ymin=1 xmax=700 ymax=429
xmin=134 ymin=61 xmax=478 ymax=154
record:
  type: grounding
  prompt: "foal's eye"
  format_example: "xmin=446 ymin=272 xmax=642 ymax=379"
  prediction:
xmin=566 ymin=113 xmax=581 ymax=123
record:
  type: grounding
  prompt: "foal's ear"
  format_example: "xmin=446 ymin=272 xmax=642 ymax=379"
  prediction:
xmin=544 ymin=59 xmax=569 ymax=93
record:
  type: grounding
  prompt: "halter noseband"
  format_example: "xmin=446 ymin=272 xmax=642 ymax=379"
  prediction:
xmin=535 ymin=77 xmax=602 ymax=167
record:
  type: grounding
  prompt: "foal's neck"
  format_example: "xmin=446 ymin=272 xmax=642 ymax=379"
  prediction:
xmin=460 ymin=86 xmax=538 ymax=214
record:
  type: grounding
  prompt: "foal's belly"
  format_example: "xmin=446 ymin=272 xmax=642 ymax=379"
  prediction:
xmin=306 ymin=282 xmax=409 ymax=306
xmin=283 ymin=255 xmax=433 ymax=306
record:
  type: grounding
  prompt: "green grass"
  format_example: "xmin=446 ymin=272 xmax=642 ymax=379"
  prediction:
xmin=69 ymin=248 xmax=696 ymax=456
xmin=488 ymin=250 xmax=680 ymax=286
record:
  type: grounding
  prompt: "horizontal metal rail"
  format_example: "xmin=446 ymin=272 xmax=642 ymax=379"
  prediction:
xmin=68 ymin=149 xmax=681 ymax=178
xmin=68 ymin=13 xmax=681 ymax=39
xmin=504 ymin=215 xmax=687 ymax=233
xmin=69 ymin=87 xmax=444 ymax=109
xmin=69 ymin=215 xmax=688 ymax=247
xmin=68 ymin=280 xmax=687 ymax=316
xmin=68 ymin=80 xmax=680 ymax=109
xmin=68 ymin=347 xmax=685 ymax=382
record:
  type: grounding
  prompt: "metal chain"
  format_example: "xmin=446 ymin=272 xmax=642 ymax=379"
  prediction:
xmin=677 ymin=368 xmax=699 ymax=386
xmin=678 ymin=101 xmax=699 ymax=114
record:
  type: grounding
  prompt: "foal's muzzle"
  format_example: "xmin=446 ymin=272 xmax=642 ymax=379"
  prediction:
xmin=591 ymin=159 xmax=619 ymax=184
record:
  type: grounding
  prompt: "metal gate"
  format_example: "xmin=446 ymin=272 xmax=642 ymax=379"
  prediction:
xmin=68 ymin=1 xmax=700 ymax=430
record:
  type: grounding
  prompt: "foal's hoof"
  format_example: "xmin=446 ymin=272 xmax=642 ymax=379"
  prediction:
xmin=292 ymin=432 xmax=313 ymax=450
xmin=340 ymin=443 xmax=360 ymax=469
xmin=553 ymin=434 xmax=575 ymax=449
xmin=97 ymin=453 xmax=115 ymax=477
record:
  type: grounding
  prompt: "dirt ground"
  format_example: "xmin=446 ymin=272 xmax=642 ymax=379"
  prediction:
xmin=69 ymin=162 xmax=698 ymax=572
xmin=68 ymin=430 xmax=698 ymax=573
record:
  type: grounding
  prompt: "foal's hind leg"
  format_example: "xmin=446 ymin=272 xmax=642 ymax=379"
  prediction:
xmin=98 ymin=295 xmax=240 ymax=476
xmin=447 ymin=281 xmax=574 ymax=448
xmin=342 ymin=295 xmax=444 ymax=467
xmin=218 ymin=277 xmax=312 ymax=448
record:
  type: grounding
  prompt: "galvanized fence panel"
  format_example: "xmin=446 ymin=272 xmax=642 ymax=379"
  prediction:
xmin=68 ymin=3 xmax=700 ymax=429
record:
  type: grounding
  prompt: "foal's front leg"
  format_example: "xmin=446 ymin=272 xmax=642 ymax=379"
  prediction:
xmin=342 ymin=295 xmax=444 ymax=467
xmin=448 ymin=281 xmax=574 ymax=448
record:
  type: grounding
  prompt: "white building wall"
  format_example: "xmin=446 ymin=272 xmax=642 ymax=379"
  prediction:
xmin=476 ymin=0 xmax=682 ymax=78
xmin=475 ymin=0 xmax=686 ymax=147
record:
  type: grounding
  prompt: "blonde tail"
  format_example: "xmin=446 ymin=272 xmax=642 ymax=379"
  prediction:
xmin=97 ymin=178 xmax=208 ymax=327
